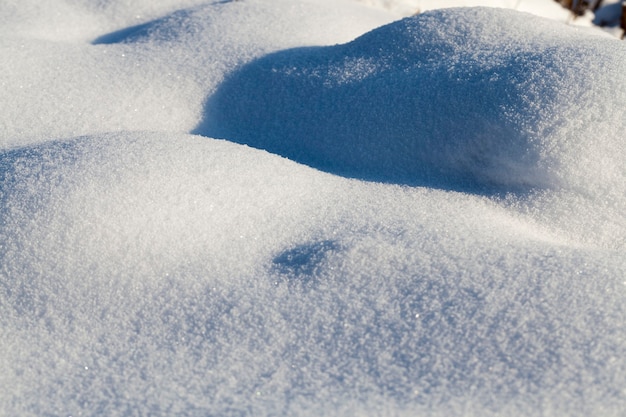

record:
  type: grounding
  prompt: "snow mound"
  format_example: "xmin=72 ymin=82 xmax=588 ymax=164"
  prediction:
xmin=0 ymin=0 xmax=394 ymax=147
xmin=0 ymin=133 xmax=331 ymax=280
xmin=2 ymin=132 xmax=626 ymax=416
xmin=200 ymin=7 xmax=626 ymax=195
xmin=92 ymin=0 xmax=393 ymax=47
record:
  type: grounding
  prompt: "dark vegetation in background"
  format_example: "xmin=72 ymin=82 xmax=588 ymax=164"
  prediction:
xmin=556 ymin=0 xmax=626 ymax=38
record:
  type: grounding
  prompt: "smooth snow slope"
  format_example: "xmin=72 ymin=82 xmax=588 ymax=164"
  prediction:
xmin=1 ymin=1 xmax=626 ymax=417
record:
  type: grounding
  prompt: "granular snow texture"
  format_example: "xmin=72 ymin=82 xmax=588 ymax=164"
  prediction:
xmin=1 ymin=2 xmax=625 ymax=416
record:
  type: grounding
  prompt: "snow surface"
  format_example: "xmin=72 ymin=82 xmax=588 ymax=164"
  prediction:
xmin=1 ymin=1 xmax=626 ymax=416
xmin=356 ymin=0 xmax=581 ymax=22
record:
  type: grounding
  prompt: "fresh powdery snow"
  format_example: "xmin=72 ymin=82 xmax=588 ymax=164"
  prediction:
xmin=1 ymin=1 xmax=626 ymax=416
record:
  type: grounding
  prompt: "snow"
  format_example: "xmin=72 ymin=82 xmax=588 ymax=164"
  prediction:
xmin=1 ymin=1 xmax=626 ymax=416
xmin=0 ymin=0 xmax=394 ymax=146
xmin=200 ymin=7 xmax=626 ymax=195
xmin=356 ymin=0 xmax=580 ymax=21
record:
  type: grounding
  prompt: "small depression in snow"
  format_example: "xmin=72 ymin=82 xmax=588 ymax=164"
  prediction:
xmin=273 ymin=240 xmax=340 ymax=282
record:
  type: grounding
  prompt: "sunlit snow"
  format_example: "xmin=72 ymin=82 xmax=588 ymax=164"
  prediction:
xmin=1 ymin=1 xmax=625 ymax=416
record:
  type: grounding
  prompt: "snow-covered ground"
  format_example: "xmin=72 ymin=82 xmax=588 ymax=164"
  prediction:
xmin=1 ymin=1 xmax=625 ymax=416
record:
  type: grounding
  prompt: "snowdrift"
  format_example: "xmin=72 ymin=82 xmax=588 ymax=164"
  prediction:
xmin=2 ymin=132 xmax=626 ymax=417
xmin=201 ymin=7 xmax=626 ymax=195
xmin=2 ymin=2 xmax=626 ymax=417
xmin=0 ymin=0 xmax=394 ymax=147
